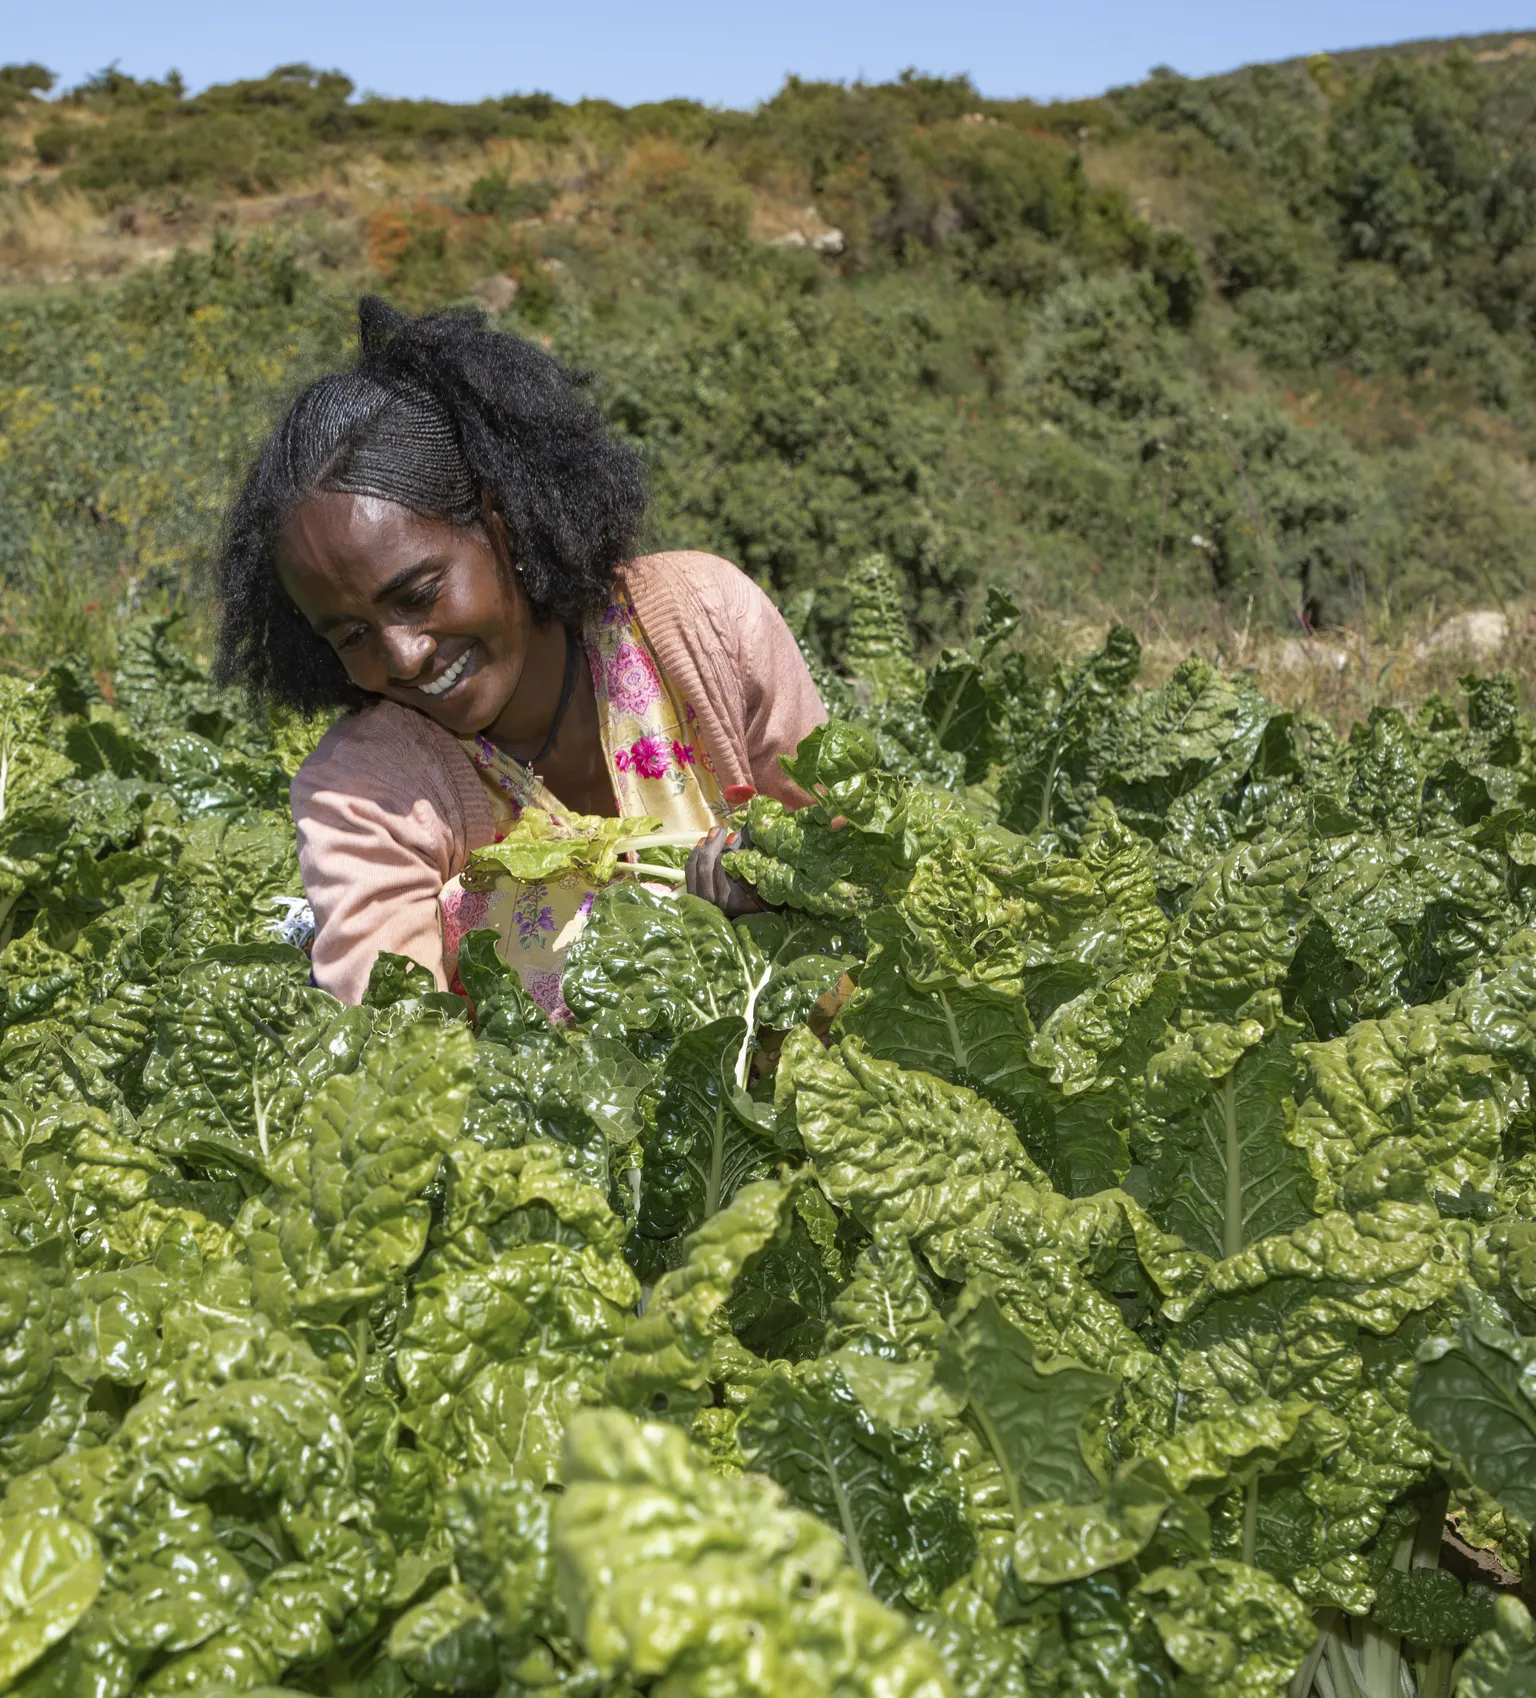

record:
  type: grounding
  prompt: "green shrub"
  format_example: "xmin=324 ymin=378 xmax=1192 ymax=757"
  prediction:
xmin=903 ymin=121 xmax=1089 ymax=250
xmin=464 ymin=174 xmax=556 ymax=218
xmin=1327 ymin=51 xmax=1496 ymax=272
xmin=0 ymin=60 xmax=53 ymax=112
xmin=1147 ymin=227 xmax=1205 ymax=325
xmin=31 ymin=122 xmax=76 ymax=166
xmin=1233 ymin=265 xmax=1523 ymax=403
xmin=1375 ymin=441 xmax=1536 ymax=613
xmin=568 ymin=276 xmax=979 ymax=641
xmin=1209 ymin=199 xmax=1309 ymax=297
xmin=0 ymin=238 xmax=349 ymax=666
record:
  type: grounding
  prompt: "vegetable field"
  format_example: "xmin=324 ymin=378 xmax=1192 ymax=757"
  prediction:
xmin=2 ymin=568 xmax=1535 ymax=1698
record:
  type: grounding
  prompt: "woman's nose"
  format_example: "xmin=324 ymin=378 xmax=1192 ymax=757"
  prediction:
xmin=381 ymin=625 xmax=435 ymax=680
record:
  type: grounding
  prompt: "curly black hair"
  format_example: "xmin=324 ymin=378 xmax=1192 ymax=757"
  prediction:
xmin=213 ymin=296 xmax=648 ymax=713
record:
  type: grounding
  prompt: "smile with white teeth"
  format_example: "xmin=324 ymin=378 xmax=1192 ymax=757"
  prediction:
xmin=417 ymin=650 xmax=470 ymax=697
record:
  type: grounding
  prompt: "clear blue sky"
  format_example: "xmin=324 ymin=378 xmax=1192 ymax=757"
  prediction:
xmin=7 ymin=1 xmax=1530 ymax=107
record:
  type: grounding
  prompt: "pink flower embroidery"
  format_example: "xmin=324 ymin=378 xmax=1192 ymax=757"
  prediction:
xmin=671 ymin=740 xmax=696 ymax=767
xmin=615 ymin=734 xmax=669 ymax=779
xmin=604 ymin=639 xmax=662 ymax=715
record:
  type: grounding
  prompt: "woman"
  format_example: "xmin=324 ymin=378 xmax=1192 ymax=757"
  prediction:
xmin=215 ymin=298 xmax=826 ymax=1011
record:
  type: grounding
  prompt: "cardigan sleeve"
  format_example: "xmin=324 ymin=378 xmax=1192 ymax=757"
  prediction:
xmin=291 ymin=706 xmax=489 ymax=1003
xmin=626 ymin=551 xmax=827 ymax=810
xmin=729 ymin=571 xmax=828 ymax=807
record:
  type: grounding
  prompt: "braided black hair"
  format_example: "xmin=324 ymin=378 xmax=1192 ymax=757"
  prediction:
xmin=213 ymin=297 xmax=648 ymax=713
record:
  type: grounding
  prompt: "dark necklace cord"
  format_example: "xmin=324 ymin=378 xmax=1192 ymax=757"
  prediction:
xmin=518 ymin=625 xmax=580 ymax=771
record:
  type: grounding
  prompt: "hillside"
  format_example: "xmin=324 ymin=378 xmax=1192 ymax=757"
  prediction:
xmin=2 ymin=35 xmax=1536 ymax=699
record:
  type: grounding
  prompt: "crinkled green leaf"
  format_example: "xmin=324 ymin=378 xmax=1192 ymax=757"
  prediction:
xmin=926 ymin=1179 xmax=1202 ymax=1397
xmin=1411 ymin=1297 xmax=1536 ymax=1525
xmin=734 ymin=908 xmax=860 ymax=1032
xmin=997 ymin=624 xmax=1141 ymax=839
xmin=1292 ymin=955 xmax=1536 ymax=1214
xmin=829 ymin=1257 xmax=954 ymax=1429
xmin=1132 ymin=1558 xmax=1314 ymax=1698
xmin=739 ymin=1359 xmax=975 ymax=1609
xmin=386 ymin=1582 xmax=497 ymax=1691
xmin=1100 ymin=661 xmax=1284 ymax=846
xmin=1458 ymin=1597 xmax=1536 ymax=1698
xmin=394 ymin=1141 xmax=638 ymax=1482
xmin=1162 ymin=1205 xmax=1469 ymax=1608
xmin=726 ymin=1194 xmax=848 ymax=1364
xmin=923 ymin=652 xmax=992 ymax=783
xmin=1167 ymin=828 xmax=1308 ymax=1032
xmin=0 ymin=1513 xmax=104 ymax=1687
xmin=554 ymin=1409 xmax=954 ymax=1696
xmin=608 ymin=1177 xmax=797 ymax=1415
xmin=913 ymin=1613 xmax=1029 ymax=1698
xmin=937 ymin=1292 xmax=1118 ymax=1515
xmin=779 ymin=1027 xmax=1046 ymax=1239
xmin=834 ymin=941 xmax=1045 ymax=1145
xmin=138 ymin=945 xmax=363 ymax=1170
xmin=1137 ymin=1024 xmax=1315 ymax=1263
xmin=634 ymin=1015 xmax=788 ymax=1244
xmin=1369 ymin=1565 xmax=1496 ymax=1650
xmin=562 ymin=881 xmax=761 ymax=1054
xmin=238 ymin=1020 xmax=476 ymax=1322
xmin=934 ymin=1291 xmax=1167 ymax=1584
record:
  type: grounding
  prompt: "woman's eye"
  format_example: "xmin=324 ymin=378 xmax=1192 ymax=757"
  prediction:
xmin=401 ymin=581 xmax=439 ymax=612
xmin=336 ymin=626 xmax=368 ymax=652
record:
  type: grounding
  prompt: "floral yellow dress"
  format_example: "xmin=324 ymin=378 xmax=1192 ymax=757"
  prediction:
xmin=439 ymin=589 xmax=728 ymax=1018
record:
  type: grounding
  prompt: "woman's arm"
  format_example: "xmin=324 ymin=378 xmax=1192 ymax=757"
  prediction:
xmin=291 ymin=706 xmax=490 ymax=1003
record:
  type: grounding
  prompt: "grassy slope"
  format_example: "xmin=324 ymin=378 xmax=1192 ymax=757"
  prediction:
xmin=2 ymin=38 xmax=1536 ymax=725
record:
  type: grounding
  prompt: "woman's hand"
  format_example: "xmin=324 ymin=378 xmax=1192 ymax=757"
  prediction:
xmin=686 ymin=826 xmax=766 ymax=918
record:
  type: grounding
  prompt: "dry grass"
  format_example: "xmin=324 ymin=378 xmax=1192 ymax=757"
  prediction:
xmin=0 ymin=106 xmax=844 ymax=288
xmin=1010 ymin=593 xmax=1536 ymax=736
xmin=1080 ymin=135 xmax=1224 ymax=247
xmin=0 ymin=126 xmax=610 ymax=285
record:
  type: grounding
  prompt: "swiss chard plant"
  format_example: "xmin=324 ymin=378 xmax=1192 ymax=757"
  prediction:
xmin=0 ymin=587 xmax=1531 ymax=1697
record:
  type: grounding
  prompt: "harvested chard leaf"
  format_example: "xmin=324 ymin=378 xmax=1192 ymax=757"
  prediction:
xmin=462 ymin=805 xmax=695 ymax=889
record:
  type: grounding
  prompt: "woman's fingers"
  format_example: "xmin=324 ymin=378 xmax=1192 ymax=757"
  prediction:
xmin=685 ymin=827 xmax=723 ymax=902
xmin=685 ymin=826 xmax=764 ymax=916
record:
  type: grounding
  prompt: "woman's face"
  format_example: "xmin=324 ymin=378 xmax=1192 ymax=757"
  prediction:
xmin=277 ymin=491 xmax=531 ymax=736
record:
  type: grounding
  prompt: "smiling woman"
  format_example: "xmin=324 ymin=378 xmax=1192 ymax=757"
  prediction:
xmin=214 ymin=298 xmax=826 ymax=1008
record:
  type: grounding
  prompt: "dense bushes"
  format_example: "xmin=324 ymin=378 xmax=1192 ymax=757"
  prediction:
xmin=565 ymin=275 xmax=982 ymax=642
xmin=0 ymin=240 xmax=349 ymax=663
xmin=2 ymin=37 xmax=1536 ymax=660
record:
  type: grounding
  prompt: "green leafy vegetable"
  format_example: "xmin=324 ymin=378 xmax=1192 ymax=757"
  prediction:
xmin=462 ymin=806 xmax=699 ymax=889
xmin=0 ymin=609 xmax=1532 ymax=1698
xmin=1411 ymin=1297 xmax=1536 ymax=1525
xmin=0 ymin=1514 xmax=104 ymax=1687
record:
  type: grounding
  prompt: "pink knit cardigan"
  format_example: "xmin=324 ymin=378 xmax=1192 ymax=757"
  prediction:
xmin=290 ymin=551 xmax=827 ymax=1003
